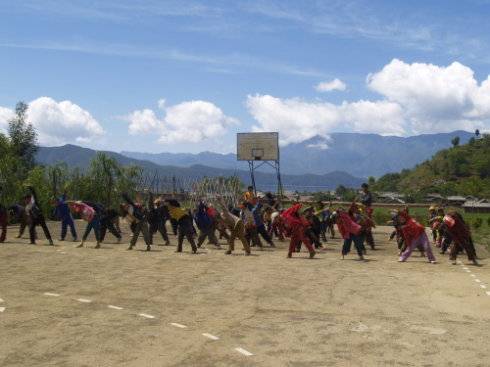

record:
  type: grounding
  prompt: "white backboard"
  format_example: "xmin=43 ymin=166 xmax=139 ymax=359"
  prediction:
xmin=237 ymin=132 xmax=279 ymax=161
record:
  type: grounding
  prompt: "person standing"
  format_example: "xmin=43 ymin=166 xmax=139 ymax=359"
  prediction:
xmin=282 ymin=204 xmax=316 ymax=259
xmin=122 ymin=193 xmax=151 ymax=251
xmin=359 ymin=183 xmax=375 ymax=249
xmin=148 ymin=196 xmax=170 ymax=246
xmin=67 ymin=201 xmax=101 ymax=249
xmin=9 ymin=203 xmax=30 ymax=239
xmin=335 ymin=208 xmax=365 ymax=260
xmin=25 ymin=186 xmax=54 ymax=246
xmin=397 ymin=210 xmax=436 ymax=264
xmin=165 ymin=199 xmax=197 ymax=253
xmin=194 ymin=201 xmax=219 ymax=248
xmin=443 ymin=211 xmax=478 ymax=265
xmin=218 ymin=198 xmax=250 ymax=256
xmin=54 ymin=193 xmax=77 ymax=242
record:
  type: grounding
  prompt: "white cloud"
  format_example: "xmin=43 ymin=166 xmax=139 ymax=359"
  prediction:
xmin=246 ymin=94 xmax=404 ymax=145
xmin=367 ymin=58 xmax=490 ymax=134
xmin=0 ymin=106 xmax=15 ymax=133
xmin=27 ymin=97 xmax=104 ymax=145
xmin=248 ymin=59 xmax=490 ymax=144
xmin=126 ymin=99 xmax=238 ymax=143
xmin=315 ymin=78 xmax=347 ymax=92
xmin=0 ymin=97 xmax=104 ymax=145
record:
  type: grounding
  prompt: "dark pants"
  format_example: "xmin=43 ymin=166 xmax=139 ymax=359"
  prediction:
xmin=257 ymin=224 xmax=274 ymax=246
xmin=82 ymin=217 xmax=101 ymax=242
xmin=100 ymin=220 xmax=121 ymax=242
xmin=342 ymin=234 xmax=365 ymax=257
xmin=365 ymin=229 xmax=375 ymax=249
xmin=197 ymin=227 xmax=218 ymax=247
xmin=130 ymin=220 xmax=150 ymax=247
xmin=0 ymin=212 xmax=7 ymax=243
xmin=29 ymin=216 xmax=52 ymax=244
xmin=450 ymin=238 xmax=476 ymax=262
xmin=245 ymin=226 xmax=262 ymax=247
xmin=61 ymin=217 xmax=77 ymax=240
xmin=306 ymin=228 xmax=322 ymax=249
xmin=149 ymin=221 xmax=169 ymax=245
xmin=177 ymin=216 xmax=197 ymax=252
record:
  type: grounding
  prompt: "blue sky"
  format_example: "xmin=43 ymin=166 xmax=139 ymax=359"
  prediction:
xmin=1 ymin=0 xmax=490 ymax=153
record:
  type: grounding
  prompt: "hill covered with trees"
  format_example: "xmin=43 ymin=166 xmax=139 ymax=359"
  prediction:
xmin=373 ymin=133 xmax=490 ymax=200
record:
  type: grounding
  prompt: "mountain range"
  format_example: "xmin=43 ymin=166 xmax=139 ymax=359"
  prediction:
xmin=35 ymin=145 xmax=364 ymax=192
xmin=122 ymin=131 xmax=474 ymax=177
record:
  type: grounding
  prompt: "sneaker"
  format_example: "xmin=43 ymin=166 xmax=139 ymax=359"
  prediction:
xmin=398 ymin=259 xmax=405 ymax=262
xmin=225 ymin=250 xmax=232 ymax=255
xmin=309 ymin=251 xmax=316 ymax=259
xmin=146 ymin=245 xmax=151 ymax=252
xmin=245 ymin=251 xmax=251 ymax=256
xmin=430 ymin=260 xmax=436 ymax=264
xmin=117 ymin=237 xmax=122 ymax=244
xmin=94 ymin=243 xmax=101 ymax=249
xmin=164 ymin=241 xmax=171 ymax=246
xmin=127 ymin=245 xmax=134 ymax=250
xmin=72 ymin=237 xmax=77 ymax=242
xmin=287 ymin=253 xmax=292 ymax=258
xmin=48 ymin=240 xmax=54 ymax=246
xmin=76 ymin=242 xmax=84 ymax=248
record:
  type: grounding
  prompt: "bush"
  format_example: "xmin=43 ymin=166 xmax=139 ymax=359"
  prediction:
xmin=487 ymin=217 xmax=490 ymax=226
xmin=473 ymin=218 xmax=483 ymax=229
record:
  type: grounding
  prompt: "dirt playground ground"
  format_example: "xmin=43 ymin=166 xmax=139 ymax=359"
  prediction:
xmin=0 ymin=220 xmax=489 ymax=367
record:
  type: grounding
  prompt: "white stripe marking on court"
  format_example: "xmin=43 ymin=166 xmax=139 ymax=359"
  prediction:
xmin=0 ymin=298 xmax=4 ymax=303
xmin=0 ymin=307 xmax=5 ymax=313
xmin=480 ymin=285 xmax=487 ymax=289
xmin=139 ymin=313 xmax=155 ymax=319
xmin=486 ymin=291 xmax=490 ymax=296
xmin=470 ymin=274 xmax=476 ymax=277
xmin=77 ymin=298 xmax=92 ymax=303
xmin=108 ymin=305 xmax=123 ymax=310
xmin=44 ymin=292 xmax=60 ymax=297
xmin=202 ymin=333 xmax=219 ymax=340
xmin=465 ymin=270 xmax=471 ymax=273
xmin=235 ymin=347 xmax=253 ymax=356
xmin=170 ymin=322 xmax=187 ymax=329
xmin=463 ymin=267 xmax=469 ymax=270
xmin=475 ymin=279 xmax=482 ymax=283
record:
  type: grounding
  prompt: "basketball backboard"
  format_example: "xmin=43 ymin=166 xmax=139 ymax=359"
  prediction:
xmin=237 ymin=132 xmax=279 ymax=161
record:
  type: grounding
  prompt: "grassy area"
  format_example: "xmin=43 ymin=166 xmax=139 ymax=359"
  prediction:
xmin=373 ymin=206 xmax=490 ymax=249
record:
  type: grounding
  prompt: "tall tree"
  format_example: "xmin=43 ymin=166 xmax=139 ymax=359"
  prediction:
xmin=8 ymin=101 xmax=38 ymax=170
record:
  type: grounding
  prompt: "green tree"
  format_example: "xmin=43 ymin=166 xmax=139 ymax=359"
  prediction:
xmin=8 ymin=101 xmax=38 ymax=171
xmin=451 ymin=136 xmax=460 ymax=147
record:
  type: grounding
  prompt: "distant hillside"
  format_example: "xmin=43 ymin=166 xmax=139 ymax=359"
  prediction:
xmin=373 ymin=135 xmax=490 ymax=199
xmin=36 ymin=145 xmax=364 ymax=191
xmin=121 ymin=131 xmax=474 ymax=177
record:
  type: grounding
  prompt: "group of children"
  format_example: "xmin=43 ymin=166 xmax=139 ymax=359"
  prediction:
xmin=0 ymin=184 xmax=480 ymax=266
xmin=388 ymin=206 xmax=478 ymax=265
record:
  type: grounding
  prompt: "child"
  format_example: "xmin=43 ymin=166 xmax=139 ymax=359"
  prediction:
xmin=281 ymin=204 xmax=316 ymax=259
xmin=335 ymin=208 xmax=364 ymax=261
xmin=54 ymin=193 xmax=77 ymax=242
xmin=25 ymin=186 xmax=54 ymax=246
xmin=165 ymin=199 xmax=197 ymax=254
xmin=397 ymin=209 xmax=436 ymax=264
xmin=443 ymin=211 xmax=478 ymax=265
xmin=217 ymin=198 xmax=250 ymax=256
xmin=122 ymin=193 xmax=151 ymax=251
xmin=67 ymin=200 xmax=101 ymax=249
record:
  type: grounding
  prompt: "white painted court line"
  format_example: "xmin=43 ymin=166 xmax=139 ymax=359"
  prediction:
xmin=202 ymin=333 xmax=219 ymax=340
xmin=0 ymin=307 xmax=5 ymax=313
xmin=470 ymin=274 xmax=476 ymax=277
xmin=463 ymin=267 xmax=469 ymax=270
xmin=0 ymin=298 xmax=4 ymax=303
xmin=76 ymin=298 xmax=92 ymax=303
xmin=139 ymin=313 xmax=156 ymax=319
xmin=475 ymin=279 xmax=482 ymax=283
xmin=465 ymin=270 xmax=471 ymax=273
xmin=170 ymin=322 xmax=187 ymax=329
xmin=486 ymin=291 xmax=490 ymax=296
xmin=480 ymin=285 xmax=487 ymax=289
xmin=235 ymin=347 xmax=253 ymax=356
xmin=108 ymin=305 xmax=123 ymax=310
xmin=44 ymin=292 xmax=60 ymax=297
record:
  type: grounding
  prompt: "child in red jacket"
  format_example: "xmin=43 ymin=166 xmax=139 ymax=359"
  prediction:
xmin=281 ymin=204 xmax=315 ymax=259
